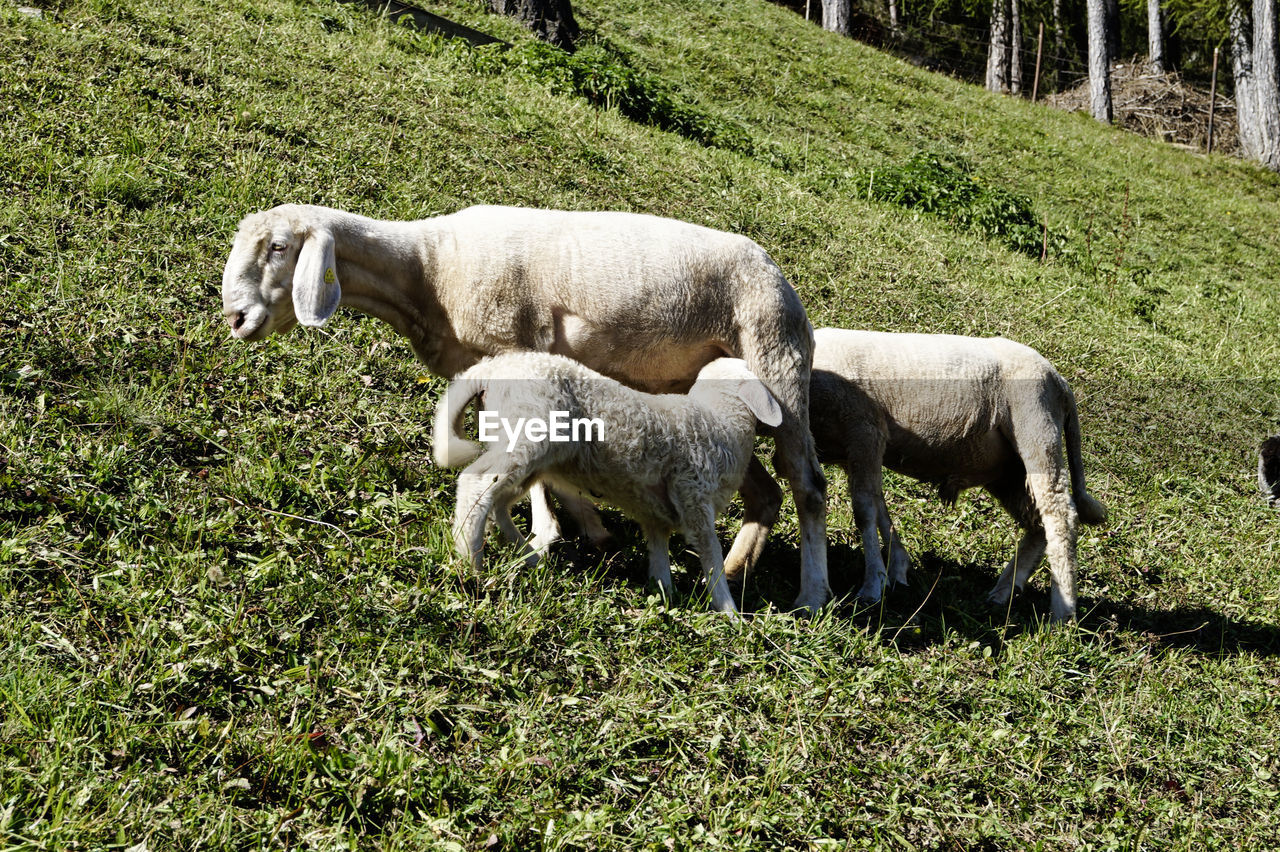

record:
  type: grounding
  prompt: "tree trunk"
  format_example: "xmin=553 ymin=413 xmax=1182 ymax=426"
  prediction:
xmin=1052 ymin=0 xmax=1066 ymax=83
xmin=1147 ymin=0 xmax=1165 ymax=72
xmin=1105 ymin=0 xmax=1121 ymax=63
xmin=1087 ymin=0 xmax=1113 ymax=123
xmin=1232 ymin=2 xmax=1260 ymax=154
xmin=1232 ymin=0 xmax=1280 ymax=169
xmin=987 ymin=0 xmax=1011 ymax=93
xmin=888 ymin=0 xmax=900 ymax=32
xmin=1010 ymin=0 xmax=1023 ymax=94
xmin=822 ymin=0 xmax=852 ymax=35
xmin=488 ymin=0 xmax=578 ymax=50
xmin=1254 ymin=0 xmax=1280 ymax=168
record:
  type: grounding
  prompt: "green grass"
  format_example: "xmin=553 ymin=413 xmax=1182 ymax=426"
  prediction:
xmin=2 ymin=0 xmax=1279 ymax=847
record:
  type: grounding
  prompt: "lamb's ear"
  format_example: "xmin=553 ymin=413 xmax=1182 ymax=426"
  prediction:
xmin=292 ymin=227 xmax=340 ymax=327
xmin=738 ymin=379 xmax=783 ymax=427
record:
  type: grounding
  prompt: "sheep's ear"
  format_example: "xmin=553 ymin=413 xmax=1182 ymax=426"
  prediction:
xmin=738 ymin=379 xmax=783 ymax=427
xmin=293 ymin=227 xmax=340 ymax=327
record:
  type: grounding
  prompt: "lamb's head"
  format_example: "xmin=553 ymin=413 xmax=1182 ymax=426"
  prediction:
xmin=221 ymin=205 xmax=341 ymax=341
xmin=690 ymin=357 xmax=783 ymax=427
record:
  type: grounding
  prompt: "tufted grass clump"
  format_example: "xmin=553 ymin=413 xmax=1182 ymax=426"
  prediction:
xmin=474 ymin=38 xmax=754 ymax=154
xmin=867 ymin=152 xmax=1054 ymax=255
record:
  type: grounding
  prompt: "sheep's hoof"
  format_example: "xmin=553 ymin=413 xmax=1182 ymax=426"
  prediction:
xmin=788 ymin=597 xmax=827 ymax=617
xmin=854 ymin=582 xmax=884 ymax=605
xmin=645 ymin=578 xmax=675 ymax=604
xmin=985 ymin=581 xmax=1019 ymax=607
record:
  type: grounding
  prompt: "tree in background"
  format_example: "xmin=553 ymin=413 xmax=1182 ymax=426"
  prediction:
xmin=1106 ymin=0 xmax=1122 ymax=60
xmin=1148 ymin=0 xmax=1166 ymax=71
xmin=823 ymin=0 xmax=854 ymax=35
xmin=1229 ymin=0 xmax=1280 ymax=168
xmin=1088 ymin=0 xmax=1114 ymax=121
xmin=986 ymin=0 xmax=1023 ymax=92
xmin=488 ymin=0 xmax=578 ymax=50
xmin=987 ymin=0 xmax=1013 ymax=90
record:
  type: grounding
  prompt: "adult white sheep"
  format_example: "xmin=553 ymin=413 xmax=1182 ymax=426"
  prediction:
xmin=220 ymin=204 xmax=830 ymax=611
xmin=728 ymin=327 xmax=1107 ymax=622
xmin=432 ymin=352 xmax=783 ymax=614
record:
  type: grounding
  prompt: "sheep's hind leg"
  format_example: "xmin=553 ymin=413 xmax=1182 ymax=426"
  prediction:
xmin=556 ymin=488 xmax=613 ymax=549
xmin=851 ymin=487 xmax=889 ymax=603
xmin=772 ymin=424 xmax=829 ymax=613
xmin=877 ymin=492 xmax=911 ymax=587
xmin=1013 ymin=421 xmax=1080 ymax=622
xmin=453 ymin=465 xmax=501 ymax=569
xmin=987 ymin=525 xmax=1047 ymax=607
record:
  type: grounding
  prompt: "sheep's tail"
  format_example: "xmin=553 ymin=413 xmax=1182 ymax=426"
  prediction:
xmin=432 ymin=374 xmax=485 ymax=468
xmin=1062 ymin=380 xmax=1107 ymax=526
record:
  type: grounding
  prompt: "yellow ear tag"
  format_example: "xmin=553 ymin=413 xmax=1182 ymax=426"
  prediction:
xmin=324 ymin=267 xmax=336 ymax=285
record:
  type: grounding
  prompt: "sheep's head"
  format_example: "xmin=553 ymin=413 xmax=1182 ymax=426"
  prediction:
xmin=221 ymin=205 xmax=341 ymax=341
xmin=692 ymin=357 xmax=783 ymax=427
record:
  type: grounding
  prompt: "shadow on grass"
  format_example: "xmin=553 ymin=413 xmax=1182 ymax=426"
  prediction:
xmin=526 ymin=502 xmax=1280 ymax=657
xmin=738 ymin=537 xmax=1280 ymax=658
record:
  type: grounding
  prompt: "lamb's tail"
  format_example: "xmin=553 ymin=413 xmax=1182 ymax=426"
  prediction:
xmin=1062 ymin=380 xmax=1107 ymax=526
xmin=432 ymin=374 xmax=485 ymax=468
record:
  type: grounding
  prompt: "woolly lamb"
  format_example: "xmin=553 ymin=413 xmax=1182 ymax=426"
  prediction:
xmin=220 ymin=204 xmax=831 ymax=611
xmin=431 ymin=352 xmax=783 ymax=614
xmin=733 ymin=328 xmax=1107 ymax=622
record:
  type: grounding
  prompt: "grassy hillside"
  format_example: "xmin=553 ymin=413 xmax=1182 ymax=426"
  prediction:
xmin=2 ymin=0 xmax=1279 ymax=847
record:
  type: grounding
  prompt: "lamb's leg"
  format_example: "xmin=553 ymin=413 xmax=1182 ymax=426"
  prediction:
xmin=527 ymin=481 xmax=563 ymax=553
xmin=556 ymin=489 xmax=613 ymax=549
xmin=492 ymin=498 xmax=541 ymax=569
xmin=987 ymin=525 xmax=1047 ymax=606
xmin=641 ymin=523 xmax=674 ymax=602
xmin=453 ymin=454 xmax=532 ymax=570
xmin=722 ymin=456 xmax=783 ymax=583
xmin=682 ymin=506 xmax=740 ymax=615
xmin=453 ymin=465 xmax=502 ymax=569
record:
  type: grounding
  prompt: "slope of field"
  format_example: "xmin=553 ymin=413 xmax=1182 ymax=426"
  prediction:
xmin=2 ymin=0 xmax=1278 ymax=847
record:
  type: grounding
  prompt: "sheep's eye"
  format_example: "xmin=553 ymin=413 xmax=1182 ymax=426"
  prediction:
xmin=269 ymin=241 xmax=287 ymax=254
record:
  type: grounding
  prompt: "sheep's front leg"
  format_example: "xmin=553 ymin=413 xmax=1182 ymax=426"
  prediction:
xmin=681 ymin=507 xmax=740 ymax=616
